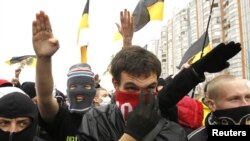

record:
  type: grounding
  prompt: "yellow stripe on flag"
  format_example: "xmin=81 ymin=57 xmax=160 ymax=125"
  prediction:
xmin=81 ymin=46 xmax=87 ymax=63
xmin=30 ymin=58 xmax=37 ymax=68
xmin=147 ymin=1 xmax=164 ymax=20
xmin=77 ymin=0 xmax=89 ymax=63
xmin=191 ymin=43 xmax=212 ymax=64
xmin=133 ymin=0 xmax=164 ymax=32
xmin=5 ymin=60 xmax=11 ymax=65
xmin=80 ymin=13 xmax=89 ymax=29
xmin=113 ymin=32 xmax=123 ymax=41
xmin=77 ymin=13 xmax=89 ymax=44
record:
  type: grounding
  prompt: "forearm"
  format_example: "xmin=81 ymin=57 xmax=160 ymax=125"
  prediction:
xmin=36 ymin=57 xmax=59 ymax=122
xmin=158 ymin=67 xmax=205 ymax=109
xmin=123 ymin=38 xmax=132 ymax=48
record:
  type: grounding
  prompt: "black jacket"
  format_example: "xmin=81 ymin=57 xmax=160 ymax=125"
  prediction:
xmin=78 ymin=104 xmax=187 ymax=141
xmin=187 ymin=126 xmax=207 ymax=141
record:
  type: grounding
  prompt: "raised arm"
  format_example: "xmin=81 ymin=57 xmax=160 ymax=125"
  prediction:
xmin=158 ymin=42 xmax=241 ymax=110
xmin=11 ymin=67 xmax=22 ymax=87
xmin=32 ymin=11 xmax=59 ymax=122
xmin=116 ymin=9 xmax=134 ymax=48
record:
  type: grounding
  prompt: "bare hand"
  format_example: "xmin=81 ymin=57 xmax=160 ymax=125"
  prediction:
xmin=11 ymin=78 xmax=19 ymax=86
xmin=32 ymin=11 xmax=59 ymax=58
xmin=15 ymin=68 xmax=22 ymax=78
xmin=116 ymin=9 xmax=133 ymax=48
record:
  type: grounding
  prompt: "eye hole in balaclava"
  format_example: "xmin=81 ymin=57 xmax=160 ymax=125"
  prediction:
xmin=66 ymin=63 xmax=96 ymax=114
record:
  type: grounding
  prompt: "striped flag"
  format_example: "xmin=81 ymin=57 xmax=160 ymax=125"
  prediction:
xmin=133 ymin=0 xmax=164 ymax=32
xmin=178 ymin=32 xmax=212 ymax=68
xmin=77 ymin=0 xmax=89 ymax=63
xmin=5 ymin=55 xmax=37 ymax=68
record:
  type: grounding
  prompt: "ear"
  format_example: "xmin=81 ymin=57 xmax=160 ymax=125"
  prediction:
xmin=93 ymin=97 xmax=98 ymax=103
xmin=206 ymin=98 xmax=216 ymax=112
xmin=112 ymin=78 xmax=119 ymax=90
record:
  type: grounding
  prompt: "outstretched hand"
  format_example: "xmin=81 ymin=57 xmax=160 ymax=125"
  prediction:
xmin=116 ymin=9 xmax=134 ymax=48
xmin=125 ymin=90 xmax=160 ymax=140
xmin=192 ymin=41 xmax=241 ymax=74
xmin=32 ymin=11 xmax=59 ymax=58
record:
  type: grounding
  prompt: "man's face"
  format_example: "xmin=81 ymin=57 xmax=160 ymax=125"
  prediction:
xmin=97 ymin=90 xmax=109 ymax=99
xmin=208 ymin=79 xmax=250 ymax=111
xmin=113 ymin=71 xmax=158 ymax=93
xmin=66 ymin=76 xmax=96 ymax=113
xmin=94 ymin=90 xmax=110 ymax=105
xmin=0 ymin=117 xmax=31 ymax=132
xmin=113 ymin=71 xmax=158 ymax=120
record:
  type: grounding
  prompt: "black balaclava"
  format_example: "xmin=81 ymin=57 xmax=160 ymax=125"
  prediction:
xmin=20 ymin=82 xmax=36 ymax=99
xmin=206 ymin=105 xmax=250 ymax=125
xmin=66 ymin=63 xmax=96 ymax=114
xmin=0 ymin=92 xmax=38 ymax=141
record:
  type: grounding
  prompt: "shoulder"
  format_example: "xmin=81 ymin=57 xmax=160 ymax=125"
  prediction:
xmin=162 ymin=120 xmax=187 ymax=135
xmin=154 ymin=119 xmax=188 ymax=141
xmin=187 ymin=126 xmax=207 ymax=141
xmin=85 ymin=104 xmax=119 ymax=116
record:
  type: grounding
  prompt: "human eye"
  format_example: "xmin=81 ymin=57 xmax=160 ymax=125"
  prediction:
xmin=125 ymin=86 xmax=138 ymax=92
xmin=17 ymin=120 xmax=31 ymax=129
xmin=228 ymin=96 xmax=239 ymax=102
xmin=148 ymin=87 xmax=156 ymax=92
xmin=84 ymin=85 xmax=92 ymax=89
xmin=0 ymin=120 xmax=9 ymax=128
xmin=145 ymin=85 xmax=157 ymax=93
xmin=245 ymin=95 xmax=250 ymax=100
xmin=70 ymin=84 xmax=77 ymax=90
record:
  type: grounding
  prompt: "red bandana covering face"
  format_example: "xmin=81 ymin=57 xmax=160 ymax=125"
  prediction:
xmin=115 ymin=90 xmax=155 ymax=121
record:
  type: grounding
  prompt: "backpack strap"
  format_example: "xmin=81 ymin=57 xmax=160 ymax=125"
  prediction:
xmin=142 ymin=118 xmax=166 ymax=141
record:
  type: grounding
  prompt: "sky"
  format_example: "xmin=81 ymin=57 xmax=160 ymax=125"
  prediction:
xmin=0 ymin=0 xmax=190 ymax=94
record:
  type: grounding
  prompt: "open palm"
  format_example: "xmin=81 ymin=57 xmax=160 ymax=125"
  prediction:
xmin=32 ymin=11 xmax=59 ymax=58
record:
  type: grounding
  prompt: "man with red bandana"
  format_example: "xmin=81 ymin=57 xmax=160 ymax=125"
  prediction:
xmin=32 ymin=10 xmax=161 ymax=141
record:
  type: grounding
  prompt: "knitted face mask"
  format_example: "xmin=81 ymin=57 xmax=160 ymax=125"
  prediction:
xmin=67 ymin=76 xmax=96 ymax=114
xmin=66 ymin=63 xmax=96 ymax=114
xmin=0 ymin=92 xmax=37 ymax=141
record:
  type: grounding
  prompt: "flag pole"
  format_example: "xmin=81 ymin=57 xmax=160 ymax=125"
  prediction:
xmin=200 ymin=0 xmax=215 ymax=58
xmin=191 ymin=0 xmax=215 ymax=98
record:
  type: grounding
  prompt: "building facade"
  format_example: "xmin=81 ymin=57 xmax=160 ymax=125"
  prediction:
xmin=159 ymin=0 xmax=250 ymax=81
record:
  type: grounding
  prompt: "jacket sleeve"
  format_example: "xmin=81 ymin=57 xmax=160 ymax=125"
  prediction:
xmin=158 ymin=67 xmax=205 ymax=115
xmin=154 ymin=119 xmax=188 ymax=141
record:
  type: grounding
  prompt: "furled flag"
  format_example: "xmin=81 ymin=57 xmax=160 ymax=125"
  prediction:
xmin=133 ymin=0 xmax=164 ymax=32
xmin=178 ymin=32 xmax=212 ymax=69
xmin=77 ymin=0 xmax=89 ymax=63
xmin=5 ymin=55 xmax=37 ymax=68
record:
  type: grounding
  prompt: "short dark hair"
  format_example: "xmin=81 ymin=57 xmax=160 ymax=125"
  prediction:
xmin=110 ymin=46 xmax=161 ymax=84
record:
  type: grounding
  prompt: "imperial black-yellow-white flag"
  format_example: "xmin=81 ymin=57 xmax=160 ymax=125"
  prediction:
xmin=133 ymin=0 xmax=164 ymax=32
xmin=5 ymin=55 xmax=37 ymax=68
xmin=77 ymin=0 xmax=89 ymax=63
xmin=178 ymin=32 xmax=212 ymax=68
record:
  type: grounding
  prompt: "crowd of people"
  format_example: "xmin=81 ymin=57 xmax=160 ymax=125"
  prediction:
xmin=0 ymin=8 xmax=249 ymax=141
